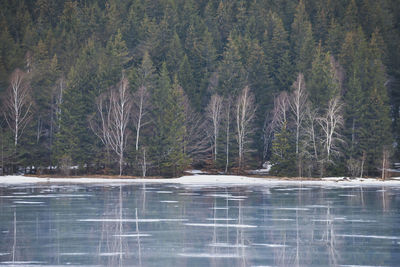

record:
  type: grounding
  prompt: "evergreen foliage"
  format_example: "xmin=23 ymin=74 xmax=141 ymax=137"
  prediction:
xmin=0 ymin=0 xmax=399 ymax=177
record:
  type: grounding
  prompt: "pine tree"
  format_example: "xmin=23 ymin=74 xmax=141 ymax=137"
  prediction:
xmin=343 ymin=0 xmax=359 ymax=32
xmin=161 ymin=77 xmax=190 ymax=177
xmin=166 ymin=32 xmax=184 ymax=75
xmin=178 ymin=54 xmax=198 ymax=108
xmin=326 ymin=18 xmax=344 ymax=56
xmin=340 ymin=29 xmax=369 ymax=161
xmin=55 ymin=40 xmax=99 ymax=170
xmin=270 ymin=122 xmax=296 ymax=176
xmin=308 ymin=43 xmax=340 ymax=108
xmin=263 ymin=11 xmax=292 ymax=95
xmin=291 ymin=0 xmax=315 ymax=74
xmin=150 ymin=64 xmax=189 ymax=177
xmin=217 ymin=34 xmax=246 ymax=96
xmin=358 ymin=35 xmax=392 ymax=175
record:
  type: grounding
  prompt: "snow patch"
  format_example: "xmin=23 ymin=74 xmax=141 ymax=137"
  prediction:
xmin=185 ymin=169 xmax=208 ymax=175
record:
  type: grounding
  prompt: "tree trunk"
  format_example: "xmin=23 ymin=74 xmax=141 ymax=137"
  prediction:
xmin=225 ymin=102 xmax=230 ymax=174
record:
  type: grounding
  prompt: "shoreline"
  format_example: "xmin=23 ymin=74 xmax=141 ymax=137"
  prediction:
xmin=1 ymin=174 xmax=400 ymax=187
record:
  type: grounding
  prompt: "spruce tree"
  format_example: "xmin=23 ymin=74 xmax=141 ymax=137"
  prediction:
xmin=55 ymin=40 xmax=99 ymax=171
xmin=270 ymin=122 xmax=296 ymax=176
xmin=308 ymin=43 xmax=340 ymax=109
xmin=178 ymin=55 xmax=197 ymax=109
xmin=340 ymin=29 xmax=369 ymax=162
xmin=291 ymin=0 xmax=315 ymax=74
xmin=263 ymin=12 xmax=292 ymax=95
xmin=359 ymin=35 xmax=392 ymax=175
xmin=150 ymin=64 xmax=189 ymax=177
xmin=217 ymin=33 xmax=246 ymax=96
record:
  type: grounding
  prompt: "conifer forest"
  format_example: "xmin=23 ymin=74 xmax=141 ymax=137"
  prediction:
xmin=0 ymin=0 xmax=400 ymax=178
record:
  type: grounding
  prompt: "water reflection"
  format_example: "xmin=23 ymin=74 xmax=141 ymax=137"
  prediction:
xmin=0 ymin=184 xmax=400 ymax=266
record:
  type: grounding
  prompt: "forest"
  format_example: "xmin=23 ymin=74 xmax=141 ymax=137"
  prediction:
xmin=0 ymin=0 xmax=399 ymax=177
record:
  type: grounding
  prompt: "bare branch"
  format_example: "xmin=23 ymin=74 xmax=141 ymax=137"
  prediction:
xmin=3 ymin=69 xmax=33 ymax=147
xmin=206 ymin=94 xmax=223 ymax=163
xmin=317 ymin=96 xmax=344 ymax=162
xmin=132 ymin=85 xmax=150 ymax=151
xmin=236 ymin=86 xmax=256 ymax=170
xmin=263 ymin=91 xmax=289 ymax=160
xmin=289 ymin=73 xmax=308 ymax=155
xmin=182 ymin=91 xmax=211 ymax=163
xmin=90 ymin=74 xmax=133 ymax=175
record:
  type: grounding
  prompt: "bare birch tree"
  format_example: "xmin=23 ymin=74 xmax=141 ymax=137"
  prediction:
xmin=290 ymin=73 xmax=308 ymax=176
xmin=263 ymin=91 xmax=290 ymax=160
xmin=54 ymin=77 xmax=65 ymax=130
xmin=49 ymin=77 xmax=65 ymax=163
xmin=132 ymin=51 xmax=154 ymax=152
xmin=236 ymin=86 xmax=256 ymax=170
xmin=3 ymin=69 xmax=33 ymax=148
xmin=317 ymin=96 xmax=344 ymax=165
xmin=132 ymin=85 xmax=150 ymax=151
xmin=381 ymin=148 xmax=390 ymax=180
xmin=109 ymin=75 xmax=133 ymax=176
xmin=206 ymin=94 xmax=223 ymax=163
xmin=290 ymin=73 xmax=307 ymax=155
xmin=90 ymin=74 xmax=133 ymax=176
xmin=182 ymin=94 xmax=210 ymax=163
xmin=304 ymin=106 xmax=320 ymax=169
xmin=224 ymin=96 xmax=232 ymax=173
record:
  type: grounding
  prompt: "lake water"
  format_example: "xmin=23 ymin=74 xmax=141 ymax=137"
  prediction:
xmin=0 ymin=183 xmax=400 ymax=266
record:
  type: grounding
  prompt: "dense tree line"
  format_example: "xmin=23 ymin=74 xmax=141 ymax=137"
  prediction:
xmin=0 ymin=0 xmax=399 ymax=177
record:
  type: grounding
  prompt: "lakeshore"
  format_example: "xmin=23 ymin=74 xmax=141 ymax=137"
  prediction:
xmin=1 ymin=174 xmax=400 ymax=187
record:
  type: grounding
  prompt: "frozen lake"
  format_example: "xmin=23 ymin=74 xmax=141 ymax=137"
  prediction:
xmin=1 ymin=183 xmax=400 ymax=266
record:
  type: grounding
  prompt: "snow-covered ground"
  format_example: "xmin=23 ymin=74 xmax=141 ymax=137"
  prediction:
xmin=1 ymin=175 xmax=400 ymax=186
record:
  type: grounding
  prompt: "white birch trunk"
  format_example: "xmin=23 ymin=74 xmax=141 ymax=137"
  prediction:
xmin=235 ymin=86 xmax=256 ymax=170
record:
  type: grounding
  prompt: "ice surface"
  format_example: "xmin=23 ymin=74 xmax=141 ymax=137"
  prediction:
xmin=337 ymin=234 xmax=400 ymax=240
xmin=184 ymin=223 xmax=257 ymax=228
xmin=178 ymin=192 xmax=200 ymax=196
xmin=178 ymin=253 xmax=241 ymax=258
xmin=253 ymin=243 xmax=289 ymax=248
xmin=78 ymin=218 xmax=187 ymax=223
xmin=209 ymin=243 xmax=248 ymax=248
xmin=206 ymin=218 xmax=236 ymax=221
xmin=58 ymin=253 xmax=88 ymax=256
xmin=1 ymin=183 xmax=400 ymax=266
xmin=273 ymin=207 xmax=310 ymax=211
xmin=13 ymin=201 xmax=45 ymax=204
xmin=98 ymin=252 xmax=124 ymax=256
xmin=113 ymin=234 xmax=151 ymax=237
